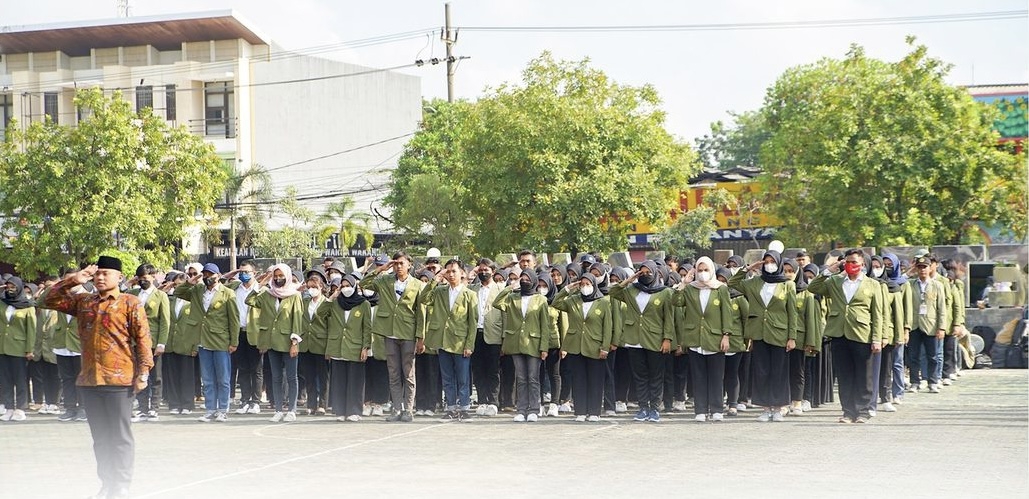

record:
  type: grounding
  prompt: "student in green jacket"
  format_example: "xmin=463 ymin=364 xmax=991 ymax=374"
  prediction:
xmin=728 ymin=251 xmax=798 ymax=423
xmin=413 ymin=269 xmax=442 ymax=417
xmin=126 ymin=264 xmax=171 ymax=422
xmin=247 ymin=263 xmax=306 ymax=423
xmin=716 ymin=267 xmax=749 ymax=417
xmin=470 ymin=259 xmax=504 ymax=417
xmin=359 ymin=251 xmax=427 ymax=422
xmin=0 ymin=277 xmax=37 ymax=421
xmin=322 ymin=274 xmax=372 ymax=422
xmin=609 ymin=260 xmax=675 ymax=423
xmin=32 ymin=278 xmax=62 ymax=415
xmin=807 ymin=249 xmax=884 ymax=424
xmin=673 ymin=257 xmax=733 ymax=422
xmin=493 ymin=269 xmax=552 ymax=422
xmin=553 ymin=273 xmax=613 ymax=422
xmin=300 ymin=268 xmax=331 ymax=416
xmin=904 ymin=255 xmax=947 ymax=393
xmin=419 ymin=259 xmax=478 ymax=421
xmin=783 ymin=259 xmax=819 ymax=416
xmin=160 ymin=272 xmax=197 ymax=415
xmin=173 ymin=263 xmax=240 ymax=423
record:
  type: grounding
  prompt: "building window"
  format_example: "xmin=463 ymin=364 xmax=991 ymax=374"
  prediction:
xmin=0 ymin=94 xmax=13 ymax=140
xmin=204 ymin=81 xmax=234 ymax=138
xmin=135 ymin=85 xmax=153 ymax=113
xmin=44 ymin=92 xmax=59 ymax=123
xmin=165 ymin=84 xmax=177 ymax=121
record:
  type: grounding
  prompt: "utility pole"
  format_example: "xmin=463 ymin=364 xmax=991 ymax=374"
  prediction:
xmin=444 ymin=3 xmax=456 ymax=102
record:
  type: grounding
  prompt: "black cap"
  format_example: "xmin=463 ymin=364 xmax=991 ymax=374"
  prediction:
xmin=97 ymin=255 xmax=122 ymax=272
xmin=914 ymin=256 xmax=931 ymax=267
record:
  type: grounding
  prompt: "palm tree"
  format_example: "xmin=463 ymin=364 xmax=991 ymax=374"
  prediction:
xmin=317 ymin=197 xmax=375 ymax=257
xmin=218 ymin=164 xmax=274 ymax=270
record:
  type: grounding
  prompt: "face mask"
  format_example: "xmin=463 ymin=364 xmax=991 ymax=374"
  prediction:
xmin=729 ymin=267 xmax=741 ymax=275
xmin=139 ymin=280 xmax=152 ymax=290
xmin=519 ymin=281 xmax=534 ymax=294
xmin=763 ymin=263 xmax=778 ymax=274
xmin=696 ymin=271 xmax=711 ymax=282
xmin=340 ymin=287 xmax=355 ymax=297
xmin=273 ymin=279 xmax=287 ymax=288
xmin=580 ymin=285 xmax=594 ymax=297
xmin=538 ymin=286 xmax=549 ymax=296
xmin=203 ymin=277 xmax=217 ymax=287
xmin=638 ymin=273 xmax=655 ymax=286
xmin=4 ymin=290 xmax=16 ymax=299
xmin=308 ymin=288 xmax=322 ymax=298
xmin=478 ymin=272 xmax=491 ymax=283
xmin=362 ymin=289 xmax=375 ymax=297
xmin=872 ymin=267 xmax=884 ymax=278
xmin=239 ymin=273 xmax=252 ymax=284
xmin=844 ymin=262 xmax=863 ymax=276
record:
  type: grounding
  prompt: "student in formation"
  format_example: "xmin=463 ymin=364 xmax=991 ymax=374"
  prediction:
xmin=126 ymin=264 xmax=170 ymax=422
xmin=321 ymin=274 xmax=372 ymax=422
xmin=413 ymin=268 xmax=442 ymax=417
xmin=222 ymin=261 xmax=264 ymax=415
xmin=715 ymin=267 xmax=748 ymax=417
xmin=0 ymin=276 xmax=37 ymax=421
xmin=419 ymin=259 xmax=478 ymax=421
xmin=247 ymin=264 xmax=306 ymax=422
xmin=609 ymin=261 xmax=675 ymax=423
xmin=553 ymin=272 xmax=614 ymax=422
xmin=50 ymin=271 xmax=86 ymax=422
xmin=174 ymin=263 xmax=240 ymax=422
xmin=790 ymin=264 xmax=822 ymax=414
xmin=904 ymin=255 xmax=947 ymax=394
xmin=300 ymin=268 xmax=331 ymax=416
xmin=161 ymin=272 xmax=197 ymax=415
xmin=672 ymin=257 xmax=733 ymax=422
xmin=728 ymin=251 xmax=798 ymax=423
xmin=493 ymin=268 xmax=552 ymax=422
xmin=881 ymin=254 xmax=912 ymax=406
xmin=32 ymin=279 xmax=62 ymax=416
xmin=470 ymin=259 xmax=504 ymax=417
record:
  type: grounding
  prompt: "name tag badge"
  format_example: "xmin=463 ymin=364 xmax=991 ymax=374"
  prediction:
xmin=919 ymin=304 xmax=928 ymax=316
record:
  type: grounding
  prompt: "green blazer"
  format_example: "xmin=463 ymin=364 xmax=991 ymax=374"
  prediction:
xmin=909 ymin=278 xmax=947 ymax=335
xmin=807 ymin=274 xmax=883 ymax=344
xmin=608 ymin=282 xmax=675 ymax=352
xmin=551 ymin=289 xmax=614 ymax=359
xmin=228 ymin=281 xmax=263 ymax=347
xmin=245 ymin=290 xmax=305 ymax=353
xmin=300 ymin=296 xmax=330 ymax=355
xmin=672 ymin=286 xmax=733 ymax=352
xmin=796 ymin=289 xmax=823 ymax=351
xmin=884 ymin=286 xmax=907 ymax=346
xmin=319 ymin=300 xmax=372 ymax=362
xmin=726 ymin=294 xmax=749 ymax=353
xmin=949 ymin=279 xmax=966 ymax=332
xmin=727 ymin=273 xmax=798 ymax=347
xmin=492 ymin=288 xmax=553 ymax=357
xmin=359 ymin=270 xmax=426 ymax=341
xmin=0 ymin=304 xmax=37 ymax=357
xmin=50 ymin=311 xmax=80 ymax=353
xmin=419 ymin=281 xmax=479 ymax=355
xmin=934 ymin=274 xmax=955 ymax=332
xmin=468 ymin=282 xmax=504 ymax=345
xmin=167 ymin=296 xmax=197 ymax=356
xmin=610 ymin=298 xmax=626 ymax=349
xmin=173 ymin=283 xmax=240 ymax=351
xmin=34 ymin=307 xmax=59 ymax=363
xmin=126 ymin=288 xmax=171 ymax=348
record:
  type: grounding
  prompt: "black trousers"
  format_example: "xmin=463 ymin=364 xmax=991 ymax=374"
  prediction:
xmin=330 ymin=359 xmax=365 ymax=417
xmin=738 ymin=351 xmax=753 ymax=402
xmin=163 ymin=353 xmax=196 ymax=412
xmin=80 ymin=386 xmax=135 ymax=494
xmin=788 ymin=349 xmax=806 ymax=402
xmin=750 ymin=340 xmax=790 ymax=408
xmin=470 ymin=331 xmax=501 ymax=405
xmin=0 ymin=354 xmax=29 ymax=409
xmin=566 ymin=354 xmax=606 ymax=416
xmin=614 ymin=347 xmax=634 ymax=403
xmin=414 ymin=353 xmax=440 ymax=411
xmin=942 ymin=335 xmax=957 ymax=377
xmin=674 ymin=353 xmax=689 ymax=402
xmin=499 ymin=354 xmax=515 ymax=408
xmin=803 ymin=355 xmax=818 ymax=403
xmin=57 ymin=355 xmax=82 ymax=410
xmin=299 ymin=352 xmax=329 ymax=410
xmin=364 ymin=358 xmax=390 ymax=404
xmin=661 ymin=354 xmax=676 ymax=409
xmin=558 ymin=352 xmax=572 ymax=402
xmin=602 ymin=349 xmax=617 ymax=411
xmin=688 ymin=350 xmax=726 ymax=415
xmin=30 ymin=360 xmax=61 ymax=405
xmin=233 ymin=329 xmax=264 ymax=405
xmin=135 ymin=352 xmax=162 ymax=412
xmin=628 ymin=348 xmax=667 ymax=411
xmin=832 ymin=338 xmax=874 ymax=420
xmin=878 ymin=345 xmax=895 ymax=403
xmin=723 ymin=353 xmax=743 ymax=407
xmin=544 ymin=348 xmax=562 ymax=404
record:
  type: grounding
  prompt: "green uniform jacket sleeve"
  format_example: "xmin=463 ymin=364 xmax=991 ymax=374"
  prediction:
xmin=799 ymin=291 xmax=820 ymax=348
xmin=952 ymin=281 xmax=966 ymax=328
xmin=718 ymin=287 xmax=733 ymax=336
xmin=785 ymin=282 xmax=798 ymax=343
xmin=538 ymin=296 xmax=552 ymax=354
xmin=464 ymin=291 xmax=479 ymax=353
xmin=493 ymin=287 xmax=513 ymax=311
xmin=155 ymin=291 xmax=171 ymax=347
xmin=902 ymin=282 xmax=914 ymax=332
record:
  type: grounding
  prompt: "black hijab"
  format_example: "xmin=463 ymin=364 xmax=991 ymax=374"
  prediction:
xmin=565 ymin=263 xmax=581 ymax=282
xmin=588 ymin=262 xmax=610 ymax=296
xmin=881 ymin=253 xmax=907 ymax=293
xmin=760 ymin=250 xmax=789 ymax=284
xmin=537 ymin=272 xmax=557 ymax=304
xmin=727 ymin=255 xmax=745 ymax=269
xmin=519 ymin=269 xmax=539 ymax=297
xmin=634 ymin=260 xmax=667 ymax=294
xmin=336 ymin=274 xmax=367 ymax=311
xmin=716 ymin=267 xmax=743 ymax=298
xmin=2 ymin=277 xmax=34 ymax=309
xmin=417 ymin=269 xmax=436 ymax=283
xmin=578 ymin=273 xmax=605 ymax=303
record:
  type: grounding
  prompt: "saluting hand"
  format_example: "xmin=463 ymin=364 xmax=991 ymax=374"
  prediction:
xmin=73 ymin=265 xmax=98 ymax=285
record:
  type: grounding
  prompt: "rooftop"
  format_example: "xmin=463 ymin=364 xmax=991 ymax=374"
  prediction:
xmin=0 ymin=10 xmax=271 ymax=57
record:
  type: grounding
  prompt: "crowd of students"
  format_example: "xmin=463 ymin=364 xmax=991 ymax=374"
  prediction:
xmin=0 ymin=247 xmax=971 ymax=425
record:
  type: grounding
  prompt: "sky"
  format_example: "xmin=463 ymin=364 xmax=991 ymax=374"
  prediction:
xmin=2 ymin=0 xmax=1027 ymax=141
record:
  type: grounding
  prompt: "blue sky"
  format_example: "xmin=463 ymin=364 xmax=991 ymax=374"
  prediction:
xmin=3 ymin=0 xmax=1027 ymax=140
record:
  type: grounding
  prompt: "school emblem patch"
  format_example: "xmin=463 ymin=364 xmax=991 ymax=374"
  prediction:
xmin=732 ymin=303 xmax=739 ymax=311
xmin=713 ymin=299 xmax=720 ymax=307
xmin=654 ymin=299 xmax=661 ymax=306
xmin=213 ymin=302 xmax=223 ymax=310
xmin=594 ymin=309 xmax=603 ymax=316
xmin=354 ymin=310 xmax=361 ymax=317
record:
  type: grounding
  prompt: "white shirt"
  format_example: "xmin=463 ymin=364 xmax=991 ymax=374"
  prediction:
xmin=174 ymin=298 xmax=187 ymax=318
xmin=476 ymin=284 xmax=492 ymax=328
xmin=635 ymin=291 xmax=651 ymax=314
xmin=394 ymin=276 xmax=409 ymax=297
xmin=4 ymin=305 xmax=14 ymax=322
xmin=449 ymin=284 xmax=464 ymax=311
xmin=581 ymin=300 xmax=595 ymax=318
xmin=698 ymin=288 xmax=711 ymax=313
xmin=136 ymin=287 xmax=154 ymax=307
xmin=520 ymin=295 xmax=532 ymax=316
xmin=202 ymin=287 xmax=216 ymax=312
xmin=235 ymin=282 xmax=256 ymax=327
xmin=308 ymin=296 xmax=321 ymax=319
xmin=842 ymin=274 xmax=863 ymax=303
xmin=760 ymin=282 xmax=777 ymax=307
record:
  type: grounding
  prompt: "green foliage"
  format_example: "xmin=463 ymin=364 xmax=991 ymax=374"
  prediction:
xmin=0 ymin=88 xmax=227 ymax=276
xmin=316 ymin=197 xmax=374 ymax=250
xmin=653 ymin=188 xmax=734 ymax=258
xmin=757 ymin=40 xmax=1027 ymax=247
xmin=252 ymin=186 xmax=321 ymax=262
xmin=694 ymin=110 xmax=769 ymax=169
xmin=386 ymin=54 xmax=699 ymax=257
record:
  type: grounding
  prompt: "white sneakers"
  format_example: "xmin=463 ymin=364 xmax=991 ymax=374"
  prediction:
xmin=801 ymin=400 xmax=812 ymax=412
xmin=557 ymin=402 xmax=572 ymax=413
xmin=771 ymin=411 xmax=785 ymax=422
xmin=694 ymin=414 xmax=707 ymax=422
xmin=197 ymin=413 xmax=214 ymax=423
xmin=37 ymin=404 xmax=60 ymax=415
xmin=546 ymin=404 xmax=559 ymax=417
xmin=789 ymin=406 xmax=804 ymax=416
xmin=710 ymin=412 xmax=724 ymax=422
xmin=587 ymin=415 xmax=600 ymax=422
xmin=615 ymin=401 xmax=627 ymax=413
xmin=10 ymin=409 xmax=27 ymax=421
xmin=604 ymin=410 xmax=617 ymax=417
xmin=1 ymin=409 xmax=15 ymax=422
xmin=928 ymin=384 xmax=941 ymax=393
xmin=757 ymin=411 xmax=772 ymax=422
xmin=484 ymin=405 xmax=498 ymax=416
xmin=512 ymin=414 xmax=526 ymax=422
xmin=942 ymin=379 xmax=952 ymax=386
xmin=346 ymin=414 xmax=361 ymax=422
xmin=526 ymin=413 xmax=538 ymax=422
xmin=575 ymin=415 xmax=587 ymax=422
xmin=283 ymin=411 xmax=297 ymax=422
xmin=180 ymin=409 xmax=192 ymax=415
xmin=736 ymin=403 xmax=748 ymax=412
xmin=414 ymin=410 xmax=426 ymax=416
xmin=371 ymin=405 xmax=384 ymax=417
xmin=475 ymin=406 xmax=486 ymax=416
xmin=235 ymin=405 xmax=249 ymax=415
xmin=672 ymin=401 xmax=687 ymax=412
xmin=269 ymin=411 xmax=285 ymax=422
xmin=881 ymin=402 xmax=897 ymax=412
xmin=214 ymin=412 xmax=228 ymax=422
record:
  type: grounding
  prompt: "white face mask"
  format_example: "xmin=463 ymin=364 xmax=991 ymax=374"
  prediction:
xmin=580 ymin=285 xmax=594 ymax=297
xmin=696 ymin=271 xmax=711 ymax=282
xmin=729 ymin=267 xmax=741 ymax=276
xmin=872 ymin=268 xmax=884 ymax=278
xmin=538 ymin=286 xmax=549 ymax=296
xmin=341 ymin=287 xmax=355 ymax=297
xmin=308 ymin=288 xmax=322 ymax=298
xmin=764 ymin=263 xmax=778 ymax=274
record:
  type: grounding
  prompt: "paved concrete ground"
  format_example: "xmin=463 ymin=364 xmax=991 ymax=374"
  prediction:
xmin=2 ymin=369 xmax=1026 ymax=498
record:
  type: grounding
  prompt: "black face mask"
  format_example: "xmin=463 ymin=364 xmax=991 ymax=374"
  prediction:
xmin=477 ymin=272 xmax=491 ymax=283
xmin=273 ymin=279 xmax=287 ymax=288
xmin=203 ymin=277 xmax=217 ymax=287
xmin=4 ymin=290 xmax=16 ymax=299
xmin=139 ymin=280 xmax=152 ymax=290
xmin=638 ymin=273 xmax=655 ymax=286
xmin=519 ymin=281 xmax=534 ymax=294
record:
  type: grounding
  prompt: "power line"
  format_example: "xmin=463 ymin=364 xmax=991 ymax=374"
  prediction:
xmin=261 ymin=133 xmax=415 ymax=173
xmin=456 ymin=10 xmax=1027 ymax=33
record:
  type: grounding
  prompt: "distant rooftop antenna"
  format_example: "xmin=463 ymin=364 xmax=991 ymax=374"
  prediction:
xmin=117 ymin=0 xmax=132 ymax=17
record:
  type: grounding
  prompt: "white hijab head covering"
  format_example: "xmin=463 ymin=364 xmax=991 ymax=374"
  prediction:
xmin=690 ymin=256 xmax=724 ymax=290
xmin=267 ymin=263 xmax=301 ymax=299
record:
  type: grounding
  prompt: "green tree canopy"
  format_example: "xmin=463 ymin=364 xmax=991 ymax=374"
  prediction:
xmin=757 ymin=39 xmax=1027 ymax=247
xmin=694 ymin=110 xmax=769 ymax=170
xmin=386 ymin=53 xmax=700 ymax=257
xmin=0 ymin=88 xmax=227 ymax=276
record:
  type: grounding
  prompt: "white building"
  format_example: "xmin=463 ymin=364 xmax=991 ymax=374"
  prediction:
xmin=0 ymin=10 xmax=421 ymax=258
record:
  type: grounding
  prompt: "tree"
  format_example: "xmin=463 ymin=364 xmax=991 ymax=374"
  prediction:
xmin=694 ymin=110 xmax=769 ymax=170
xmin=252 ymin=186 xmax=321 ymax=263
xmin=316 ymin=197 xmax=374 ymax=253
xmin=757 ymin=39 xmax=1027 ymax=247
xmin=214 ymin=164 xmax=274 ymax=270
xmin=0 ymin=88 xmax=227 ymax=276
xmin=653 ymin=188 xmax=734 ymax=258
